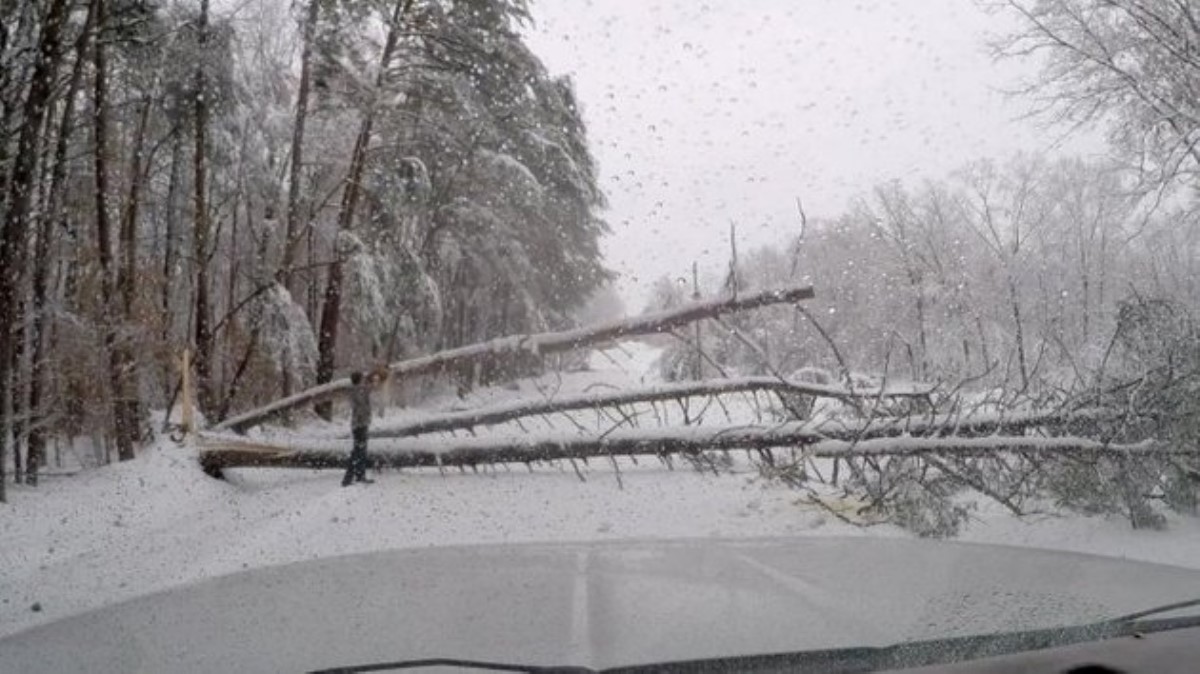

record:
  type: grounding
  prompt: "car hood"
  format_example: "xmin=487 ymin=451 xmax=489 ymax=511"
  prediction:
xmin=3 ymin=536 xmax=1200 ymax=673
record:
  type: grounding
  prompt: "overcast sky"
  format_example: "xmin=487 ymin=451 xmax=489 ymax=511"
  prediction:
xmin=523 ymin=0 xmax=1103 ymax=309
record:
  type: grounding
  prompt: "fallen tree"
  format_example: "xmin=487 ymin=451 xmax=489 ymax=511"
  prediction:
xmin=214 ymin=284 xmax=816 ymax=433
xmin=198 ymin=407 xmax=1152 ymax=473
xmin=364 ymin=375 xmax=936 ymax=439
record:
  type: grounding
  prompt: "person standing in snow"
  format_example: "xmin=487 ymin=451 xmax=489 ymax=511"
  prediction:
xmin=343 ymin=370 xmax=375 ymax=486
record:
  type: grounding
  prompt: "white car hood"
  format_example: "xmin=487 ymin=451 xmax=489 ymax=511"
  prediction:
xmin=3 ymin=536 xmax=1200 ymax=673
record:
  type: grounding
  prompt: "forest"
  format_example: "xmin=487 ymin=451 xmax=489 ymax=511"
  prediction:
xmin=0 ymin=0 xmax=609 ymax=493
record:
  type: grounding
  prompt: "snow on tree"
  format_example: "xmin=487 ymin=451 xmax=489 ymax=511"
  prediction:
xmin=251 ymin=283 xmax=319 ymax=386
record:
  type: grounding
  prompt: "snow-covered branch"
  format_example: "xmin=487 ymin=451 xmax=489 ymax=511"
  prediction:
xmin=366 ymin=375 xmax=934 ymax=439
xmin=198 ymin=407 xmax=1157 ymax=473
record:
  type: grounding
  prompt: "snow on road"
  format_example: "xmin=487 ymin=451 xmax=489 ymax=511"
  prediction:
xmin=0 ymin=440 xmax=877 ymax=640
xmin=3 ymin=341 xmax=1200 ymax=639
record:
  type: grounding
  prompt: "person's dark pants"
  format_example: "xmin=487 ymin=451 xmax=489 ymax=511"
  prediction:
xmin=343 ymin=427 xmax=369 ymax=485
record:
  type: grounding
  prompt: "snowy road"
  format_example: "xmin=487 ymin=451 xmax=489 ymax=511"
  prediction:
xmin=4 ymin=342 xmax=1200 ymax=639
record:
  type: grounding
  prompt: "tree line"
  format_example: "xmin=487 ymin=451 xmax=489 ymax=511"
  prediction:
xmin=647 ymin=155 xmax=1185 ymax=388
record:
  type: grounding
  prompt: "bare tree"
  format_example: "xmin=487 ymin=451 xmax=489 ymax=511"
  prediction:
xmin=996 ymin=0 xmax=1200 ymax=187
xmin=956 ymin=157 xmax=1052 ymax=390
xmin=857 ymin=183 xmax=958 ymax=380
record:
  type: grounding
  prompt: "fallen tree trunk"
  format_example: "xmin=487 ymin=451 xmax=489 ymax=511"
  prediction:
xmin=198 ymin=431 xmax=1185 ymax=474
xmin=366 ymin=375 xmax=936 ymax=439
xmin=199 ymin=407 xmax=1156 ymax=472
xmin=214 ymin=284 xmax=816 ymax=433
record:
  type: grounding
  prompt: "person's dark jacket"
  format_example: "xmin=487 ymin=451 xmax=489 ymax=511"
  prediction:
xmin=350 ymin=380 xmax=371 ymax=430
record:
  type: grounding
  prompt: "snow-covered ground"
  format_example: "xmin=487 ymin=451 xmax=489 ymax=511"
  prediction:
xmin=3 ymin=341 xmax=1200 ymax=640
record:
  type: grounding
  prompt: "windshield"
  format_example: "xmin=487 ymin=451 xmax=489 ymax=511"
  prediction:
xmin=3 ymin=0 xmax=1200 ymax=671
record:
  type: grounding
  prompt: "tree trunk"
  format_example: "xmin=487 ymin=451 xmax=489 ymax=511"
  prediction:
xmin=11 ymin=307 xmax=23 ymax=483
xmin=160 ymin=126 xmax=184 ymax=395
xmin=278 ymin=0 xmax=319 ymax=286
xmin=192 ymin=0 xmax=215 ymax=417
xmin=26 ymin=0 xmax=95 ymax=487
xmin=314 ymin=0 xmax=410 ymax=420
xmin=306 ymin=212 xmax=318 ymax=319
xmin=13 ymin=104 xmax=53 ymax=478
xmin=223 ymin=189 xmax=241 ymax=402
xmin=0 ymin=0 xmax=72 ymax=502
xmin=1 ymin=379 xmax=6 ymax=503
xmin=113 ymin=92 xmax=153 ymax=452
xmin=314 ymin=127 xmax=371 ymax=420
xmin=92 ymin=0 xmax=137 ymax=462
xmin=910 ymin=268 xmax=929 ymax=381
xmin=1007 ymin=274 xmax=1029 ymax=391
xmin=120 ymin=96 xmax=151 ymax=317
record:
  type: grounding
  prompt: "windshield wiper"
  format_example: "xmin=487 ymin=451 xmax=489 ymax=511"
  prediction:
xmin=311 ymin=597 xmax=1200 ymax=674
xmin=1106 ymin=596 xmax=1200 ymax=623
